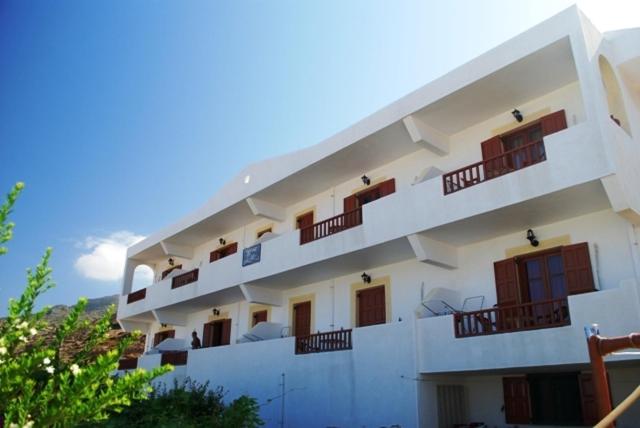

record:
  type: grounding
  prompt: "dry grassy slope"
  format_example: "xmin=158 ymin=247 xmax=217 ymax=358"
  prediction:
xmin=42 ymin=295 xmax=145 ymax=360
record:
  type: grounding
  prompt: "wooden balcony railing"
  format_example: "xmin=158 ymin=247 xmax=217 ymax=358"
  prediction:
xmin=160 ymin=350 xmax=188 ymax=366
xmin=171 ymin=269 xmax=199 ymax=289
xmin=117 ymin=357 xmax=138 ymax=370
xmin=295 ymin=329 xmax=353 ymax=354
xmin=453 ymin=297 xmax=570 ymax=338
xmin=443 ymin=140 xmax=546 ymax=195
xmin=300 ymin=208 xmax=362 ymax=244
xmin=126 ymin=288 xmax=146 ymax=304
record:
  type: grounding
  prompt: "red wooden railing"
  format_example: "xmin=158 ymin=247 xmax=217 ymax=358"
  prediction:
xmin=454 ymin=297 xmax=570 ymax=338
xmin=127 ymin=288 xmax=146 ymax=304
xmin=299 ymin=208 xmax=362 ymax=244
xmin=161 ymin=350 xmax=188 ymax=366
xmin=295 ymin=329 xmax=353 ymax=354
xmin=171 ymin=269 xmax=199 ymax=289
xmin=443 ymin=140 xmax=546 ymax=195
xmin=117 ymin=357 xmax=138 ymax=370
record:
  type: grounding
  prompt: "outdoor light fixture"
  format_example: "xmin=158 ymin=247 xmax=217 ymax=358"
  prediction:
xmin=219 ymin=238 xmax=226 ymax=246
xmin=168 ymin=258 xmax=175 ymax=266
xmin=512 ymin=109 xmax=524 ymax=122
xmin=212 ymin=308 xmax=220 ymax=316
xmin=361 ymin=175 xmax=371 ymax=186
xmin=526 ymin=229 xmax=539 ymax=247
xmin=361 ymin=272 xmax=372 ymax=283
xmin=161 ymin=323 xmax=167 ymax=328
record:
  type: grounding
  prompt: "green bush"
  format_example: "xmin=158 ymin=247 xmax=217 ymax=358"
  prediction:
xmin=0 ymin=183 xmax=172 ymax=427
xmin=94 ymin=378 xmax=263 ymax=428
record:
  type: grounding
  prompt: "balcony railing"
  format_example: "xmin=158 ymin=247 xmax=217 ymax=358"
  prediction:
xmin=117 ymin=357 xmax=138 ymax=370
xmin=160 ymin=350 xmax=188 ymax=366
xmin=443 ymin=140 xmax=546 ymax=195
xmin=126 ymin=288 xmax=146 ymax=304
xmin=300 ymin=208 xmax=362 ymax=244
xmin=295 ymin=329 xmax=353 ymax=354
xmin=453 ymin=297 xmax=570 ymax=338
xmin=171 ymin=269 xmax=199 ymax=289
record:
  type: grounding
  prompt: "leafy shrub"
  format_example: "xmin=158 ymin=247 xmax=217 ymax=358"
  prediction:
xmin=0 ymin=183 xmax=172 ymax=427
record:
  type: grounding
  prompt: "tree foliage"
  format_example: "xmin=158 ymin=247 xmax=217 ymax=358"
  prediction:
xmin=0 ymin=183 xmax=172 ymax=427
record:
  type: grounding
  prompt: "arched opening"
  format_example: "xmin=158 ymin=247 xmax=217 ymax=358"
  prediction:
xmin=598 ymin=55 xmax=631 ymax=135
xmin=131 ymin=264 xmax=154 ymax=291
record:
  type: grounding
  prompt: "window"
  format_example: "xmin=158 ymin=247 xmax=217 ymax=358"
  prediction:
xmin=256 ymin=227 xmax=272 ymax=239
xmin=202 ymin=319 xmax=231 ymax=348
xmin=209 ymin=242 xmax=238 ymax=262
xmin=251 ymin=310 xmax=268 ymax=327
xmin=356 ymin=285 xmax=386 ymax=327
xmin=504 ymin=373 xmax=596 ymax=426
xmin=161 ymin=264 xmax=182 ymax=279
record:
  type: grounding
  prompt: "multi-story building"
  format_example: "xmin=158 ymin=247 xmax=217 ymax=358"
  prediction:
xmin=116 ymin=7 xmax=640 ymax=427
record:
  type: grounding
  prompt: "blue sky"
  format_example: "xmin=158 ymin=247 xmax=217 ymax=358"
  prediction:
xmin=0 ymin=0 xmax=638 ymax=313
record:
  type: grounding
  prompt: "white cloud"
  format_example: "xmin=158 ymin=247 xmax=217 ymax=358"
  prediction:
xmin=74 ymin=231 xmax=151 ymax=283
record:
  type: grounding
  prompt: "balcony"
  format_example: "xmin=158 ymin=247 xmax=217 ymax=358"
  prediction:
xmin=171 ymin=269 xmax=199 ymax=289
xmin=126 ymin=288 xmax=146 ymax=304
xmin=453 ymin=297 xmax=570 ymax=338
xmin=443 ymin=140 xmax=546 ymax=195
xmin=299 ymin=207 xmax=363 ymax=244
xmin=295 ymin=329 xmax=353 ymax=354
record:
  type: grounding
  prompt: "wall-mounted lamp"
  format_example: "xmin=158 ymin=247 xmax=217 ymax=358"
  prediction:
xmin=161 ymin=323 xmax=167 ymax=328
xmin=361 ymin=175 xmax=371 ymax=186
xmin=361 ymin=272 xmax=372 ymax=284
xmin=219 ymin=238 xmax=226 ymax=246
xmin=512 ymin=109 xmax=524 ymax=123
xmin=168 ymin=258 xmax=175 ymax=266
xmin=526 ymin=229 xmax=539 ymax=247
xmin=212 ymin=308 xmax=220 ymax=316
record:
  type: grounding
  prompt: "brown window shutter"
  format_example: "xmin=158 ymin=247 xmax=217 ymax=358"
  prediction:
xmin=481 ymin=136 xmax=504 ymax=179
xmin=578 ymin=373 xmax=599 ymax=425
xmin=494 ymin=258 xmax=519 ymax=306
xmin=221 ymin=319 xmax=232 ymax=346
xmin=153 ymin=332 xmax=161 ymax=347
xmin=379 ymin=178 xmax=396 ymax=197
xmin=541 ymin=110 xmax=568 ymax=136
xmin=343 ymin=194 xmax=358 ymax=213
xmin=562 ymin=242 xmax=595 ymax=295
xmin=167 ymin=330 xmax=175 ymax=339
xmin=503 ymin=377 xmax=531 ymax=424
xmin=202 ymin=323 xmax=212 ymax=348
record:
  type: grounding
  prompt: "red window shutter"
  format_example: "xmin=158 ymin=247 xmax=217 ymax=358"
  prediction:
xmin=541 ymin=110 xmax=567 ymax=136
xmin=202 ymin=323 xmax=212 ymax=348
xmin=379 ymin=178 xmax=396 ymax=197
xmin=343 ymin=195 xmax=358 ymax=212
xmin=481 ymin=136 xmax=504 ymax=179
xmin=579 ymin=373 xmax=599 ymax=426
xmin=494 ymin=258 xmax=518 ymax=306
xmin=503 ymin=377 xmax=531 ymax=424
xmin=562 ymin=242 xmax=595 ymax=295
xmin=221 ymin=319 xmax=232 ymax=346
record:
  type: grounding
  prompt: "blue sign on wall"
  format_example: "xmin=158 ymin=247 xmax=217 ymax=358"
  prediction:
xmin=242 ymin=243 xmax=261 ymax=266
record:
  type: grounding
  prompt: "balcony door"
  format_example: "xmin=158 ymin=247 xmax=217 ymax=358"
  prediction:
xmin=293 ymin=301 xmax=311 ymax=337
xmin=343 ymin=178 xmax=396 ymax=212
xmin=202 ymin=319 xmax=231 ymax=348
xmin=357 ymin=285 xmax=386 ymax=327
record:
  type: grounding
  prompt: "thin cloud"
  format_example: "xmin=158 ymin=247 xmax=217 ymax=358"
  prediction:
xmin=74 ymin=231 xmax=151 ymax=283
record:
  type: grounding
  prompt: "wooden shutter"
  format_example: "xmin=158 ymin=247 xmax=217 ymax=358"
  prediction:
xmin=221 ymin=319 xmax=232 ymax=346
xmin=357 ymin=285 xmax=386 ymax=327
xmin=503 ymin=377 xmax=531 ymax=424
xmin=343 ymin=195 xmax=358 ymax=212
xmin=579 ymin=373 xmax=599 ymax=426
xmin=379 ymin=178 xmax=396 ymax=197
xmin=494 ymin=258 xmax=519 ymax=306
xmin=541 ymin=110 xmax=567 ymax=136
xmin=293 ymin=301 xmax=312 ymax=337
xmin=481 ymin=136 xmax=504 ymax=179
xmin=562 ymin=242 xmax=595 ymax=295
xmin=202 ymin=323 xmax=212 ymax=348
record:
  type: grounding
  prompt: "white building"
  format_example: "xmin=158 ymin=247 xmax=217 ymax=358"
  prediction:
xmin=116 ymin=7 xmax=640 ymax=427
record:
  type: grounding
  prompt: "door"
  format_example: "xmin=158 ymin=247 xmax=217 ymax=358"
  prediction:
xmin=357 ymin=285 xmax=386 ymax=327
xmin=203 ymin=319 xmax=231 ymax=347
xmin=252 ymin=310 xmax=268 ymax=327
xmin=296 ymin=211 xmax=315 ymax=243
xmin=293 ymin=301 xmax=311 ymax=337
xmin=501 ymin=123 xmax=544 ymax=169
xmin=153 ymin=329 xmax=175 ymax=347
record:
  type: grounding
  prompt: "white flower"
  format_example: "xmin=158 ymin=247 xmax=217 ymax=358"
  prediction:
xmin=0 ymin=346 xmax=7 ymax=355
xmin=29 ymin=328 xmax=37 ymax=336
xmin=46 ymin=366 xmax=55 ymax=374
xmin=9 ymin=423 xmax=19 ymax=428
xmin=70 ymin=363 xmax=81 ymax=376
xmin=23 ymin=422 xmax=34 ymax=428
xmin=19 ymin=336 xmax=27 ymax=343
xmin=43 ymin=357 xmax=51 ymax=365
xmin=18 ymin=321 xmax=28 ymax=330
